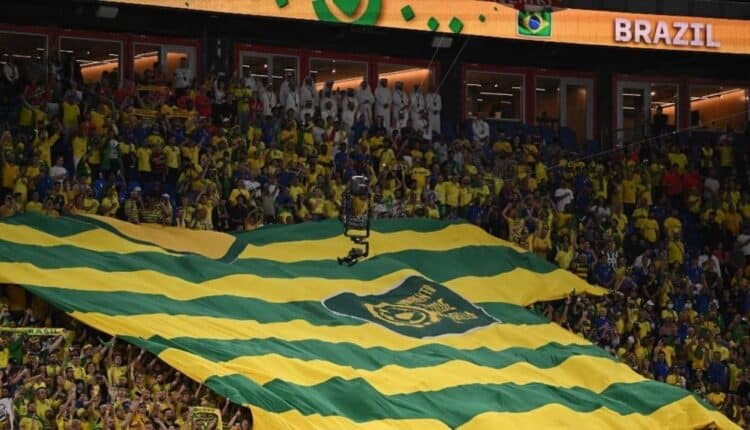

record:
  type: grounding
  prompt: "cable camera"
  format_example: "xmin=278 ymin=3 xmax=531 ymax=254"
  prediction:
xmin=337 ymin=175 xmax=372 ymax=266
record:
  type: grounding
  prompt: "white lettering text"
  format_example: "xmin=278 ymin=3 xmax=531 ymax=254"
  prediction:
xmin=613 ymin=19 xmax=721 ymax=49
xmin=690 ymin=22 xmax=705 ymax=46
xmin=652 ymin=21 xmax=671 ymax=45
xmin=614 ymin=18 xmax=632 ymax=42
xmin=706 ymin=24 xmax=721 ymax=48
xmin=634 ymin=20 xmax=652 ymax=43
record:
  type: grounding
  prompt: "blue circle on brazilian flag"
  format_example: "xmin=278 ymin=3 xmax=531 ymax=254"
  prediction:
xmin=528 ymin=15 xmax=542 ymax=31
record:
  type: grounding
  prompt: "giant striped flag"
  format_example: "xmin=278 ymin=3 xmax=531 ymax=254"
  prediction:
xmin=0 ymin=214 xmax=736 ymax=429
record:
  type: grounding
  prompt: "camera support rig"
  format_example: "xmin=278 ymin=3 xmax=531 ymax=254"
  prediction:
xmin=337 ymin=175 xmax=372 ymax=266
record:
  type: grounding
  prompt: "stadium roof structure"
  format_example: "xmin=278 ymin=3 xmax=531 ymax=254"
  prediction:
xmin=0 ymin=214 xmax=738 ymax=429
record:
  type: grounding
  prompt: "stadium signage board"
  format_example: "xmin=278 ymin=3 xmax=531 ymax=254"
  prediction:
xmin=614 ymin=18 xmax=720 ymax=49
xmin=103 ymin=0 xmax=750 ymax=55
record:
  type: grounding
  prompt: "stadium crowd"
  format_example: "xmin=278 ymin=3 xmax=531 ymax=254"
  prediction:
xmin=2 ymin=56 xmax=750 ymax=427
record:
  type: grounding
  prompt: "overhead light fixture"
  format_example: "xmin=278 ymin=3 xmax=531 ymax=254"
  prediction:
xmin=511 ymin=86 xmax=521 ymax=90
xmin=650 ymin=91 xmax=656 ymax=96
xmin=35 ymin=48 xmax=45 ymax=51
xmin=466 ymin=83 xmax=481 ymax=87
xmin=431 ymin=36 xmax=453 ymax=48
xmin=108 ymin=53 xmax=119 ymax=57
xmin=476 ymin=98 xmax=484 ymax=102
xmin=95 ymin=5 xmax=119 ymax=19
xmin=536 ymin=88 xmax=546 ymax=92
xmin=134 ymin=51 xmax=158 ymax=59
xmin=623 ymin=93 xmax=642 ymax=97
xmin=59 ymin=49 xmax=74 ymax=54
xmin=479 ymin=91 xmax=512 ymax=96
xmin=694 ymin=88 xmax=743 ymax=100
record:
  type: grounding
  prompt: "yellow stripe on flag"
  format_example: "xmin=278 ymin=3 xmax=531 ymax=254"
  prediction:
xmin=0 ymin=263 xmax=604 ymax=308
xmin=80 ymin=215 xmax=236 ymax=259
xmin=0 ymin=224 xmax=176 ymax=256
xmin=157 ymin=348 xmax=643 ymax=396
xmin=69 ymin=312 xmax=592 ymax=352
xmin=457 ymin=397 xmax=737 ymax=430
xmin=250 ymin=406 xmax=447 ymax=430
xmin=237 ymin=224 xmax=527 ymax=262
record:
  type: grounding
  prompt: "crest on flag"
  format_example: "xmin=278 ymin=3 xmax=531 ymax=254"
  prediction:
xmin=324 ymin=276 xmax=499 ymax=338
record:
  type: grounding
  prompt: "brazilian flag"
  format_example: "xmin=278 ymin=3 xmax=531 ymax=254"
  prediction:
xmin=0 ymin=213 xmax=737 ymax=429
xmin=518 ymin=10 xmax=552 ymax=37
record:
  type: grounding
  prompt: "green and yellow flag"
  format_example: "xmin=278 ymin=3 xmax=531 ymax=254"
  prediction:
xmin=0 ymin=214 xmax=736 ymax=429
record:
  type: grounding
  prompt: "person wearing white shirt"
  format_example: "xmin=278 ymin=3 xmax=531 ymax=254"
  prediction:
xmin=392 ymin=82 xmax=409 ymax=131
xmin=737 ymin=232 xmax=750 ymax=258
xmin=261 ymin=83 xmax=277 ymax=118
xmin=356 ymin=80 xmax=374 ymax=127
xmin=300 ymin=76 xmax=318 ymax=111
xmin=279 ymin=72 xmax=294 ymax=111
xmin=285 ymin=81 xmax=300 ymax=116
xmin=172 ymin=58 xmax=193 ymax=97
xmin=374 ymin=79 xmax=392 ymax=131
xmin=425 ymin=86 xmax=442 ymax=137
xmin=320 ymin=89 xmax=338 ymax=123
xmin=471 ymin=115 xmax=490 ymax=145
xmin=243 ymin=69 xmax=257 ymax=92
xmin=409 ymin=84 xmax=426 ymax=130
xmin=697 ymin=251 xmax=722 ymax=280
xmin=341 ymin=88 xmax=359 ymax=131
xmin=554 ymin=185 xmax=574 ymax=212
xmin=416 ymin=111 xmax=430 ymax=140
xmin=49 ymin=156 xmax=68 ymax=181
xmin=2 ymin=56 xmax=19 ymax=85
xmin=300 ymin=100 xmax=315 ymax=124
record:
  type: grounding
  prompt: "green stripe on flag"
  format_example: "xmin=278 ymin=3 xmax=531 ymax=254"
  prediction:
xmin=24 ymin=287 xmax=548 ymax=326
xmin=0 ymin=240 xmax=556 ymax=283
xmin=203 ymin=375 xmax=694 ymax=427
xmin=123 ymin=336 xmax=614 ymax=372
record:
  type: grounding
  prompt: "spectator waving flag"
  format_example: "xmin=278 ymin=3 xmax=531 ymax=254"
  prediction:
xmin=0 ymin=213 xmax=736 ymax=429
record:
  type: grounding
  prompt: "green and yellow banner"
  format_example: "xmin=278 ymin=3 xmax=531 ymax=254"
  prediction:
xmin=0 ymin=214 xmax=737 ymax=429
